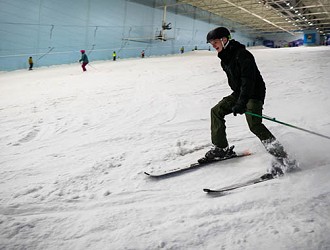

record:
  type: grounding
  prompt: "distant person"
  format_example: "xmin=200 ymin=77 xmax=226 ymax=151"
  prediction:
xmin=113 ymin=51 xmax=116 ymax=61
xmin=180 ymin=46 xmax=184 ymax=54
xmin=141 ymin=50 xmax=145 ymax=58
xmin=201 ymin=27 xmax=297 ymax=176
xmin=79 ymin=50 xmax=89 ymax=72
xmin=28 ymin=57 xmax=33 ymax=70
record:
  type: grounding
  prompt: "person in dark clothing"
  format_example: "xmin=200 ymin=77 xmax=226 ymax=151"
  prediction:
xmin=203 ymin=27 xmax=297 ymax=175
xmin=79 ymin=50 xmax=89 ymax=72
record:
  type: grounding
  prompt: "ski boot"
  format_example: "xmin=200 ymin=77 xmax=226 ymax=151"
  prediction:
xmin=260 ymin=158 xmax=285 ymax=180
xmin=262 ymin=138 xmax=299 ymax=177
xmin=198 ymin=145 xmax=236 ymax=164
xmin=270 ymin=158 xmax=285 ymax=177
xmin=276 ymin=157 xmax=299 ymax=173
xmin=269 ymin=156 xmax=300 ymax=178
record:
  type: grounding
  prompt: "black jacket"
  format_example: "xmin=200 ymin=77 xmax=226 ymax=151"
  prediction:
xmin=218 ymin=40 xmax=266 ymax=106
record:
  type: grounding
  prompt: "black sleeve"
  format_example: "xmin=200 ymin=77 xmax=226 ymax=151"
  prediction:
xmin=236 ymin=50 xmax=256 ymax=106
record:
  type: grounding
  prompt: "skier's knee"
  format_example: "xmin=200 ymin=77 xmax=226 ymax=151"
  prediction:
xmin=211 ymin=105 xmax=225 ymax=118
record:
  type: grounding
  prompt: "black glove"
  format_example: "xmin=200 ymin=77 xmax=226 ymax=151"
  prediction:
xmin=232 ymin=104 xmax=246 ymax=116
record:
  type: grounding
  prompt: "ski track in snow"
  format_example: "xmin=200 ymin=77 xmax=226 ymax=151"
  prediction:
xmin=1 ymin=47 xmax=330 ymax=249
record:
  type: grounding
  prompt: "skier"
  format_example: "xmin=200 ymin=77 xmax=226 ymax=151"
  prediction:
xmin=79 ymin=50 xmax=89 ymax=72
xmin=141 ymin=50 xmax=145 ymax=58
xmin=113 ymin=51 xmax=116 ymax=61
xmin=180 ymin=46 xmax=184 ymax=54
xmin=28 ymin=57 xmax=33 ymax=70
xmin=203 ymin=27 xmax=296 ymax=175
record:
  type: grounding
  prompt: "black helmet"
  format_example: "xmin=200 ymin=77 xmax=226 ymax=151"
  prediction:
xmin=206 ymin=27 xmax=231 ymax=43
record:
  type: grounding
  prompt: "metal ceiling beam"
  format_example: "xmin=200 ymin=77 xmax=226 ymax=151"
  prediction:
xmin=155 ymin=0 xmax=330 ymax=35
xmin=199 ymin=0 xmax=296 ymax=35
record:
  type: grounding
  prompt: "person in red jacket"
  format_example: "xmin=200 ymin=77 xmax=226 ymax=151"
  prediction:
xmin=79 ymin=50 xmax=89 ymax=71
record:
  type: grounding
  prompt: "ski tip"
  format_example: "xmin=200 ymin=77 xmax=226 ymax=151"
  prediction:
xmin=144 ymin=172 xmax=163 ymax=178
xmin=203 ymin=188 xmax=217 ymax=193
xmin=203 ymin=188 xmax=226 ymax=196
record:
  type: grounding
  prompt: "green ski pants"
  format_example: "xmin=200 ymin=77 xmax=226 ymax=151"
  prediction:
xmin=210 ymin=94 xmax=276 ymax=148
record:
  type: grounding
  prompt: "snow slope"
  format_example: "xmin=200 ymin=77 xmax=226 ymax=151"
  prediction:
xmin=1 ymin=46 xmax=330 ymax=250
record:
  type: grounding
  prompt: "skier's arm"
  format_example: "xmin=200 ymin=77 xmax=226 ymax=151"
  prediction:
xmin=236 ymin=52 xmax=256 ymax=107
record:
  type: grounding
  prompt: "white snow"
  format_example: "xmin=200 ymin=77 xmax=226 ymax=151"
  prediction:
xmin=1 ymin=46 xmax=330 ymax=250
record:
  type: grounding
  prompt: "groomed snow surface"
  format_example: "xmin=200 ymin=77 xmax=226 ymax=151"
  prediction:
xmin=1 ymin=46 xmax=330 ymax=250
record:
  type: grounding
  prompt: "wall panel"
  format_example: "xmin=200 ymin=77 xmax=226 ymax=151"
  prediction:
xmin=0 ymin=0 xmax=254 ymax=71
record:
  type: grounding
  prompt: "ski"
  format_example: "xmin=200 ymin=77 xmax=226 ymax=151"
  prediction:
xmin=203 ymin=173 xmax=275 ymax=194
xmin=144 ymin=149 xmax=251 ymax=178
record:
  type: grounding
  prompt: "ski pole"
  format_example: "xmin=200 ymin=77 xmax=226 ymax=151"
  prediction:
xmin=37 ymin=47 xmax=55 ymax=61
xmin=88 ymin=63 xmax=98 ymax=70
xmin=245 ymin=111 xmax=330 ymax=140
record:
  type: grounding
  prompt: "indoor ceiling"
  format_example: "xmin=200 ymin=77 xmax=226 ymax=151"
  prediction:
xmin=176 ymin=0 xmax=330 ymax=36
